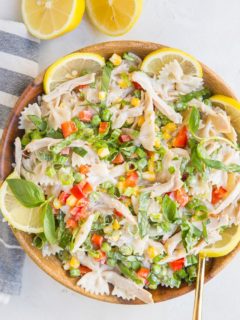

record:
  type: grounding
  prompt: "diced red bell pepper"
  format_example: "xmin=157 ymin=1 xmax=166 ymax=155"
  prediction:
xmin=136 ymin=267 xmax=150 ymax=279
xmin=66 ymin=218 xmax=78 ymax=229
xmin=79 ymin=110 xmax=93 ymax=122
xmin=79 ymin=165 xmax=90 ymax=174
xmin=114 ymin=209 xmax=124 ymax=218
xmin=211 ymin=186 xmax=227 ymax=205
xmin=79 ymin=265 xmax=92 ymax=274
xmin=169 ymin=258 xmax=185 ymax=271
xmin=99 ymin=122 xmax=109 ymax=134
xmin=61 ymin=121 xmax=78 ymax=138
xmin=70 ymin=206 xmax=88 ymax=221
xmin=119 ymin=134 xmax=132 ymax=143
xmin=82 ymin=182 xmax=93 ymax=195
xmin=70 ymin=183 xmax=85 ymax=199
xmin=174 ymin=188 xmax=189 ymax=207
xmin=132 ymin=81 xmax=143 ymax=90
xmin=112 ymin=153 xmax=125 ymax=164
xmin=125 ymin=171 xmax=138 ymax=187
xmin=75 ymin=84 xmax=88 ymax=90
xmin=94 ymin=250 xmax=107 ymax=263
xmin=172 ymin=126 xmax=188 ymax=148
xmin=59 ymin=191 xmax=70 ymax=205
xmin=91 ymin=234 xmax=104 ymax=248
xmin=76 ymin=197 xmax=89 ymax=207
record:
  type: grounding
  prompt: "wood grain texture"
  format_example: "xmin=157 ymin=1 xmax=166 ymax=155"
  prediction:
xmin=0 ymin=41 xmax=239 ymax=304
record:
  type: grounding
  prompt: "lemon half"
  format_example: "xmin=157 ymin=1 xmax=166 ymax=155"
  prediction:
xmin=141 ymin=47 xmax=203 ymax=77
xmin=43 ymin=52 xmax=105 ymax=93
xmin=86 ymin=0 xmax=143 ymax=36
xmin=200 ymin=225 xmax=240 ymax=258
xmin=22 ymin=0 xmax=85 ymax=40
xmin=0 ymin=172 xmax=43 ymax=234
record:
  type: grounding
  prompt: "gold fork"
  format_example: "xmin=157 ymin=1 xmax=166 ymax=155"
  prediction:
xmin=192 ymin=256 xmax=206 ymax=320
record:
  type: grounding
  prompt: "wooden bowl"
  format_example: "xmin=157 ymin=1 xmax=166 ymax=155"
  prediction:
xmin=0 ymin=41 xmax=239 ymax=304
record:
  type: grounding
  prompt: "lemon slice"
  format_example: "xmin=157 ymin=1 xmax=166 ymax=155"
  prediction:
xmin=141 ymin=47 xmax=203 ymax=77
xmin=0 ymin=172 xmax=43 ymax=233
xmin=22 ymin=0 xmax=85 ymax=40
xmin=86 ymin=0 xmax=143 ymax=36
xmin=43 ymin=52 xmax=105 ymax=93
xmin=210 ymin=95 xmax=240 ymax=135
xmin=200 ymin=225 xmax=240 ymax=258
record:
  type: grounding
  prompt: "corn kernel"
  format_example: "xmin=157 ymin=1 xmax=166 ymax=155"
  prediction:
xmin=53 ymin=198 xmax=62 ymax=209
xmin=142 ymin=171 xmax=156 ymax=182
xmin=148 ymin=159 xmax=155 ymax=173
xmin=97 ymin=147 xmax=110 ymax=158
xmin=98 ymin=91 xmax=106 ymax=101
xmin=162 ymin=123 xmax=177 ymax=133
xmin=112 ymin=219 xmax=120 ymax=230
xmin=69 ymin=256 xmax=80 ymax=269
xmin=66 ymin=195 xmax=78 ymax=207
xmin=119 ymin=80 xmax=129 ymax=89
xmin=117 ymin=181 xmax=125 ymax=194
xmin=132 ymin=187 xmax=139 ymax=196
xmin=147 ymin=246 xmax=157 ymax=259
xmin=109 ymin=53 xmax=122 ymax=66
xmin=131 ymin=97 xmax=140 ymax=107
xmin=154 ymin=138 xmax=161 ymax=148
xmin=163 ymin=132 xmax=171 ymax=140
xmin=138 ymin=116 xmax=145 ymax=126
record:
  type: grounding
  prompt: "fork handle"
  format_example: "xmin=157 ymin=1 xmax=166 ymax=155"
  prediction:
xmin=192 ymin=256 xmax=206 ymax=320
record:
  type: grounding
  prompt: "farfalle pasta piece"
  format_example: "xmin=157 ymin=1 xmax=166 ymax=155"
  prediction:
xmin=18 ymin=103 xmax=42 ymax=131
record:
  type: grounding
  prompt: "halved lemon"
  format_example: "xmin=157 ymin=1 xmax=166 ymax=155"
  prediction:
xmin=43 ymin=52 xmax=105 ymax=93
xmin=0 ymin=172 xmax=43 ymax=233
xmin=86 ymin=0 xmax=143 ymax=36
xmin=22 ymin=0 xmax=85 ymax=40
xmin=141 ymin=47 xmax=203 ymax=77
xmin=200 ymin=225 xmax=240 ymax=258
xmin=210 ymin=95 xmax=240 ymax=134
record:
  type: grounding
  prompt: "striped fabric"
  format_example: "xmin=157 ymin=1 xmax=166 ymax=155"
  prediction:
xmin=0 ymin=19 xmax=39 ymax=138
xmin=0 ymin=19 xmax=39 ymax=303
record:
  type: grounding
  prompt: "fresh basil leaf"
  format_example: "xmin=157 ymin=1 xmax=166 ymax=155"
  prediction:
xmin=43 ymin=203 xmax=57 ymax=244
xmin=162 ymin=195 xmax=178 ymax=222
xmin=186 ymin=198 xmax=208 ymax=213
xmin=72 ymin=147 xmax=88 ymax=157
xmin=197 ymin=142 xmax=240 ymax=172
xmin=28 ymin=115 xmax=47 ymax=131
xmin=7 ymin=179 xmax=45 ymax=208
xmin=138 ymin=192 xmax=151 ymax=238
xmin=101 ymin=65 xmax=113 ymax=92
xmin=189 ymin=107 xmax=200 ymax=135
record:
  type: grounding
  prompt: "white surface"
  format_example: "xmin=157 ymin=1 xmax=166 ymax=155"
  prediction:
xmin=1 ymin=0 xmax=240 ymax=319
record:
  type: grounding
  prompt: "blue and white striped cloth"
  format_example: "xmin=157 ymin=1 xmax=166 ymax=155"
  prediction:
xmin=0 ymin=19 xmax=39 ymax=303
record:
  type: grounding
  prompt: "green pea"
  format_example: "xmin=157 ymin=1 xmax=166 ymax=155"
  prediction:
xmin=30 ymin=130 xmax=42 ymax=140
xmin=101 ymin=242 xmax=111 ymax=253
xmin=69 ymin=268 xmax=80 ymax=277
